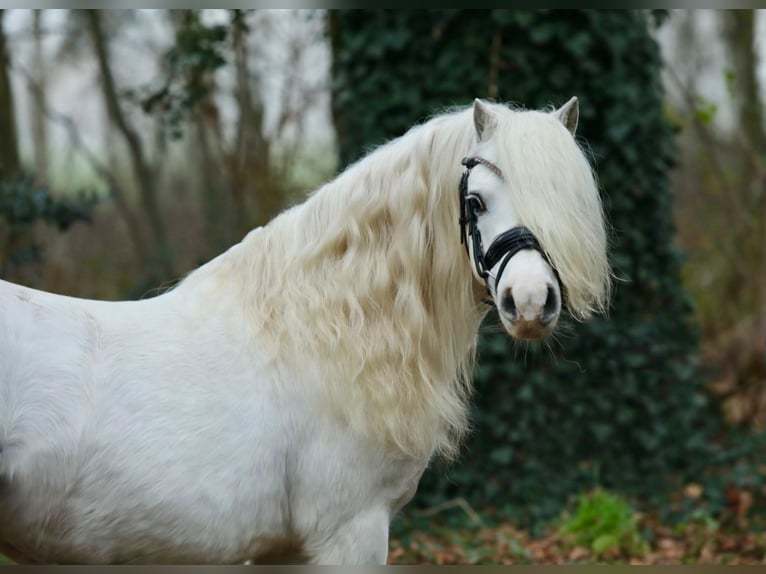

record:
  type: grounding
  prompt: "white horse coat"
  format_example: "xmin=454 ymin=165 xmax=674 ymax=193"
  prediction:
xmin=0 ymin=98 xmax=609 ymax=564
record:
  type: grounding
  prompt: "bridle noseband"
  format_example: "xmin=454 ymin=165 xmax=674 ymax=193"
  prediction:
xmin=459 ymin=156 xmax=561 ymax=305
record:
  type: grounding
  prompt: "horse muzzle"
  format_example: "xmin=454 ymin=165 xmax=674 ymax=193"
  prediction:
xmin=498 ymin=281 xmax=560 ymax=340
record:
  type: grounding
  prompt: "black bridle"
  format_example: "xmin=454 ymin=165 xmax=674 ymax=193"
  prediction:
xmin=458 ymin=156 xmax=561 ymax=304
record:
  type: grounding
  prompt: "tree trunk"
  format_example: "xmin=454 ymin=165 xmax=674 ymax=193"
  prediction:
xmin=720 ymin=10 xmax=765 ymax=154
xmin=0 ymin=10 xmax=20 ymax=177
xmin=194 ymin=106 xmax=227 ymax=249
xmin=84 ymin=9 xmax=175 ymax=279
xmin=232 ymin=10 xmax=274 ymax=231
xmin=719 ymin=9 xmax=765 ymax=305
xmin=169 ymin=10 xmax=229 ymax=251
xmin=31 ymin=9 xmax=49 ymax=183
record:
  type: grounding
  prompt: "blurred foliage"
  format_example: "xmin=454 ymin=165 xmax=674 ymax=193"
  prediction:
xmin=131 ymin=10 xmax=249 ymax=140
xmin=667 ymin=10 xmax=765 ymax=435
xmin=329 ymin=9 xmax=763 ymax=527
xmin=0 ymin=172 xmax=99 ymax=275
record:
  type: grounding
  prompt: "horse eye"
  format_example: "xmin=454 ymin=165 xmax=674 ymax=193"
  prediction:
xmin=468 ymin=193 xmax=487 ymax=213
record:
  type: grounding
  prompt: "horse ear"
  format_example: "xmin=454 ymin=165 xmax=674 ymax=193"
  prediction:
xmin=473 ymin=98 xmax=497 ymax=142
xmin=554 ymin=96 xmax=579 ymax=135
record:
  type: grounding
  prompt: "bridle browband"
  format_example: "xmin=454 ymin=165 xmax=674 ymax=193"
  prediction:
xmin=459 ymin=156 xmax=561 ymax=305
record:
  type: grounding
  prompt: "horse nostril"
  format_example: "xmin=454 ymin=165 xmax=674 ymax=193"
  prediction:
xmin=541 ymin=284 xmax=559 ymax=324
xmin=501 ymin=288 xmax=517 ymax=319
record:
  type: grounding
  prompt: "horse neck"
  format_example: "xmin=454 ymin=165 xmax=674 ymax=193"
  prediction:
xmin=220 ymin=114 xmax=487 ymax=458
xmin=273 ymin=114 xmax=482 ymax=345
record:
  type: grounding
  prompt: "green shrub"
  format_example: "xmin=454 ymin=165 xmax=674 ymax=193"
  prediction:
xmin=558 ymin=488 xmax=647 ymax=559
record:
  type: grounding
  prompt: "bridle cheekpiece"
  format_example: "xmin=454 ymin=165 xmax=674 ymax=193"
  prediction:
xmin=459 ymin=156 xmax=560 ymax=305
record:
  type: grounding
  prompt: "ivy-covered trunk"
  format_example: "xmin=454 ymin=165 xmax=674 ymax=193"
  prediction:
xmin=330 ymin=10 xmax=718 ymax=525
xmin=0 ymin=10 xmax=20 ymax=177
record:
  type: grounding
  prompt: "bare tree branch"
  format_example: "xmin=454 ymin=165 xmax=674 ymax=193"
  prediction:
xmin=12 ymin=59 xmax=151 ymax=266
xmin=84 ymin=9 xmax=174 ymax=278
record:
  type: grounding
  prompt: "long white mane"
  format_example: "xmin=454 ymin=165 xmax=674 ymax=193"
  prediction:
xmin=179 ymin=102 xmax=609 ymax=460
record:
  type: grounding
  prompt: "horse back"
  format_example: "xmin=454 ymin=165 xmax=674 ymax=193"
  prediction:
xmin=0 ymin=279 xmax=152 ymax=479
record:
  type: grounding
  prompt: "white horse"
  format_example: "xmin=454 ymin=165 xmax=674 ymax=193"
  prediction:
xmin=0 ymin=98 xmax=610 ymax=564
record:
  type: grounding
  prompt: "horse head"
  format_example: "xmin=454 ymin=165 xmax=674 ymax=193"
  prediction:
xmin=459 ymin=97 xmax=608 ymax=340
